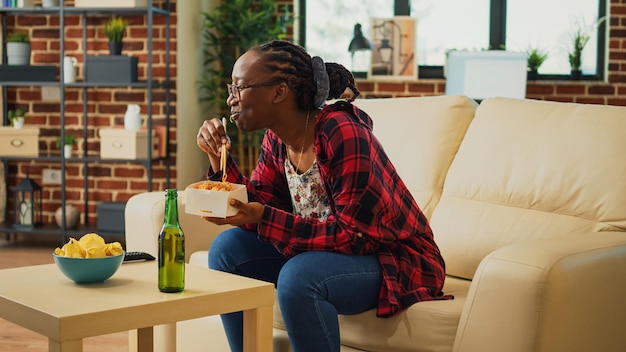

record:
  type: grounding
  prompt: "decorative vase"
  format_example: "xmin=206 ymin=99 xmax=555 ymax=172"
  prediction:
xmin=527 ymin=69 xmax=538 ymax=81
xmin=570 ymin=69 xmax=582 ymax=80
xmin=12 ymin=117 xmax=25 ymax=129
xmin=63 ymin=56 xmax=78 ymax=84
xmin=55 ymin=204 xmax=80 ymax=229
xmin=108 ymin=41 xmax=123 ymax=55
xmin=64 ymin=144 xmax=73 ymax=159
xmin=124 ymin=104 xmax=142 ymax=130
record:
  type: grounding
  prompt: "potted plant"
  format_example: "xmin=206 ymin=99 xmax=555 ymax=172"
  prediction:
xmin=42 ymin=0 xmax=60 ymax=7
xmin=8 ymin=108 xmax=27 ymax=129
xmin=103 ymin=17 xmax=128 ymax=55
xmin=6 ymin=31 xmax=31 ymax=66
xmin=56 ymin=134 xmax=77 ymax=159
xmin=568 ymin=25 xmax=590 ymax=80
xmin=526 ymin=48 xmax=548 ymax=80
xmin=567 ymin=17 xmax=606 ymax=80
xmin=199 ymin=0 xmax=291 ymax=176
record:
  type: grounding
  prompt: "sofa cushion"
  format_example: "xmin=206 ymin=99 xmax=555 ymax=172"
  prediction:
xmin=338 ymin=276 xmax=470 ymax=352
xmin=432 ymin=97 xmax=626 ymax=279
xmin=353 ymin=95 xmax=477 ymax=219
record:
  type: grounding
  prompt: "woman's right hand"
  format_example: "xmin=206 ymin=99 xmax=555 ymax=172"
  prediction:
xmin=197 ymin=118 xmax=230 ymax=169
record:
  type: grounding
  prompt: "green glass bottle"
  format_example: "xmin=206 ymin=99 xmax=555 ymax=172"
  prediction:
xmin=158 ymin=189 xmax=185 ymax=293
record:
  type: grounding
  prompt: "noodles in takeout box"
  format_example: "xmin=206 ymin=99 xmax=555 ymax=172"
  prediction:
xmin=184 ymin=180 xmax=247 ymax=218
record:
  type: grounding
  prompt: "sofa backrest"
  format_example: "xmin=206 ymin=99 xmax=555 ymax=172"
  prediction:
xmin=353 ymin=95 xmax=477 ymax=219
xmin=431 ymin=97 xmax=626 ymax=279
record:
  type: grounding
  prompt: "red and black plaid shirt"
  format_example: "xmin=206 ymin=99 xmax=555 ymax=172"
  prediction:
xmin=214 ymin=101 xmax=449 ymax=317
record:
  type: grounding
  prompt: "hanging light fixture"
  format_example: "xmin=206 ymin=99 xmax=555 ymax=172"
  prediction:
xmin=12 ymin=172 xmax=43 ymax=229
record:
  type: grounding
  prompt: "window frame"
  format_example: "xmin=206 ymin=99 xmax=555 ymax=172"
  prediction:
xmin=298 ymin=0 xmax=607 ymax=81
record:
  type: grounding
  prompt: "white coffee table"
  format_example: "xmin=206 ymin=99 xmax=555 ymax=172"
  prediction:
xmin=0 ymin=261 xmax=273 ymax=352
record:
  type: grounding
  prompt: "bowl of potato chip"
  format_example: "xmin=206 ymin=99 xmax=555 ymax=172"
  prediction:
xmin=53 ymin=233 xmax=125 ymax=284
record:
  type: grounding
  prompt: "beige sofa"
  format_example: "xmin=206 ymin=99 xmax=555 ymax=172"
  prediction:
xmin=125 ymin=95 xmax=626 ymax=352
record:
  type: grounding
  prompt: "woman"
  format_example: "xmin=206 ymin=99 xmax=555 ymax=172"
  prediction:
xmin=196 ymin=40 xmax=448 ymax=352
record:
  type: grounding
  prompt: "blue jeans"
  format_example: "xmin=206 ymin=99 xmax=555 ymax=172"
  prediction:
xmin=208 ymin=227 xmax=382 ymax=352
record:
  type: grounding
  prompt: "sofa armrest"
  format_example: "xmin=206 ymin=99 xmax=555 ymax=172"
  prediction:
xmin=453 ymin=231 xmax=626 ymax=352
xmin=124 ymin=191 xmax=232 ymax=262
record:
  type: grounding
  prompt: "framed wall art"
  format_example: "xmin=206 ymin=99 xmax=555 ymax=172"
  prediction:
xmin=369 ymin=16 xmax=417 ymax=80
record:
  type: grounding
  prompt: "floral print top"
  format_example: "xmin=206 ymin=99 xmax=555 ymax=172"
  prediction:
xmin=284 ymin=158 xmax=332 ymax=222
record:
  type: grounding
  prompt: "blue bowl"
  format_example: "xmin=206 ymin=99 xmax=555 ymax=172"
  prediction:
xmin=53 ymin=251 xmax=125 ymax=284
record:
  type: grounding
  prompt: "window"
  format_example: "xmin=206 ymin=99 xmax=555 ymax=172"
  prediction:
xmin=505 ymin=0 xmax=601 ymax=76
xmin=411 ymin=0 xmax=490 ymax=66
xmin=300 ymin=0 xmax=606 ymax=80
xmin=301 ymin=0 xmax=394 ymax=72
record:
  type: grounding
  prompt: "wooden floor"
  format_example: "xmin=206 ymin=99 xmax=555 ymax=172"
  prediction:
xmin=0 ymin=234 xmax=128 ymax=352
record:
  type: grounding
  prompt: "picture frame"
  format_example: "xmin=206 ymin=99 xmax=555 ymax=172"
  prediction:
xmin=369 ymin=16 xmax=417 ymax=80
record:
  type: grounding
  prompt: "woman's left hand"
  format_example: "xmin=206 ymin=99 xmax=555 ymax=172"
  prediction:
xmin=201 ymin=199 xmax=265 ymax=226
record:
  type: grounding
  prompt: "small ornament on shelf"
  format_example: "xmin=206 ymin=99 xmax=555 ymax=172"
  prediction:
xmin=54 ymin=204 xmax=80 ymax=229
xmin=12 ymin=172 xmax=42 ymax=229
xmin=103 ymin=16 xmax=128 ymax=55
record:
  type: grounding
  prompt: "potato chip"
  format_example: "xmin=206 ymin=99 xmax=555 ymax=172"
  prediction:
xmin=106 ymin=242 xmax=124 ymax=256
xmin=78 ymin=233 xmax=106 ymax=250
xmin=85 ymin=246 xmax=107 ymax=258
xmin=54 ymin=233 xmax=123 ymax=258
xmin=55 ymin=237 xmax=86 ymax=258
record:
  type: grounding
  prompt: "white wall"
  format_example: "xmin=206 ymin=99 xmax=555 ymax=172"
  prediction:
xmin=176 ymin=0 xmax=216 ymax=189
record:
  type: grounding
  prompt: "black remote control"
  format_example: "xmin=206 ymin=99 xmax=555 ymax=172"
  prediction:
xmin=124 ymin=251 xmax=156 ymax=262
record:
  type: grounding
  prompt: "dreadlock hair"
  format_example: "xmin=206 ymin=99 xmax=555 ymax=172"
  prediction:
xmin=251 ymin=40 xmax=360 ymax=111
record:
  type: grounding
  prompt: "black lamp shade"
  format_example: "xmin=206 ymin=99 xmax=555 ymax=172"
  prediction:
xmin=348 ymin=23 xmax=373 ymax=53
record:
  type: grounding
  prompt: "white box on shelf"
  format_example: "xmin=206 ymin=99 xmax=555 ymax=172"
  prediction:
xmin=185 ymin=181 xmax=248 ymax=218
xmin=445 ymin=50 xmax=527 ymax=101
xmin=17 ymin=0 xmax=35 ymax=7
xmin=0 ymin=127 xmax=39 ymax=157
xmin=74 ymin=0 xmax=148 ymax=7
xmin=99 ymin=128 xmax=157 ymax=160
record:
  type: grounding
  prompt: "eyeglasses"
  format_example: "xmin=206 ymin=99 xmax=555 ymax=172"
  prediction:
xmin=226 ymin=81 xmax=283 ymax=100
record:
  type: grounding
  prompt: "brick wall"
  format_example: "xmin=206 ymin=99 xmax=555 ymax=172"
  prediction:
xmin=4 ymin=0 xmax=177 ymax=227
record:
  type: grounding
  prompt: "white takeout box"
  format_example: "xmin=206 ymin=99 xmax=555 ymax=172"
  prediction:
xmin=184 ymin=181 xmax=248 ymax=218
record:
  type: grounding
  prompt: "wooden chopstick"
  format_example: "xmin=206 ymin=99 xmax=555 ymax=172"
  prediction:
xmin=221 ymin=117 xmax=227 ymax=182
